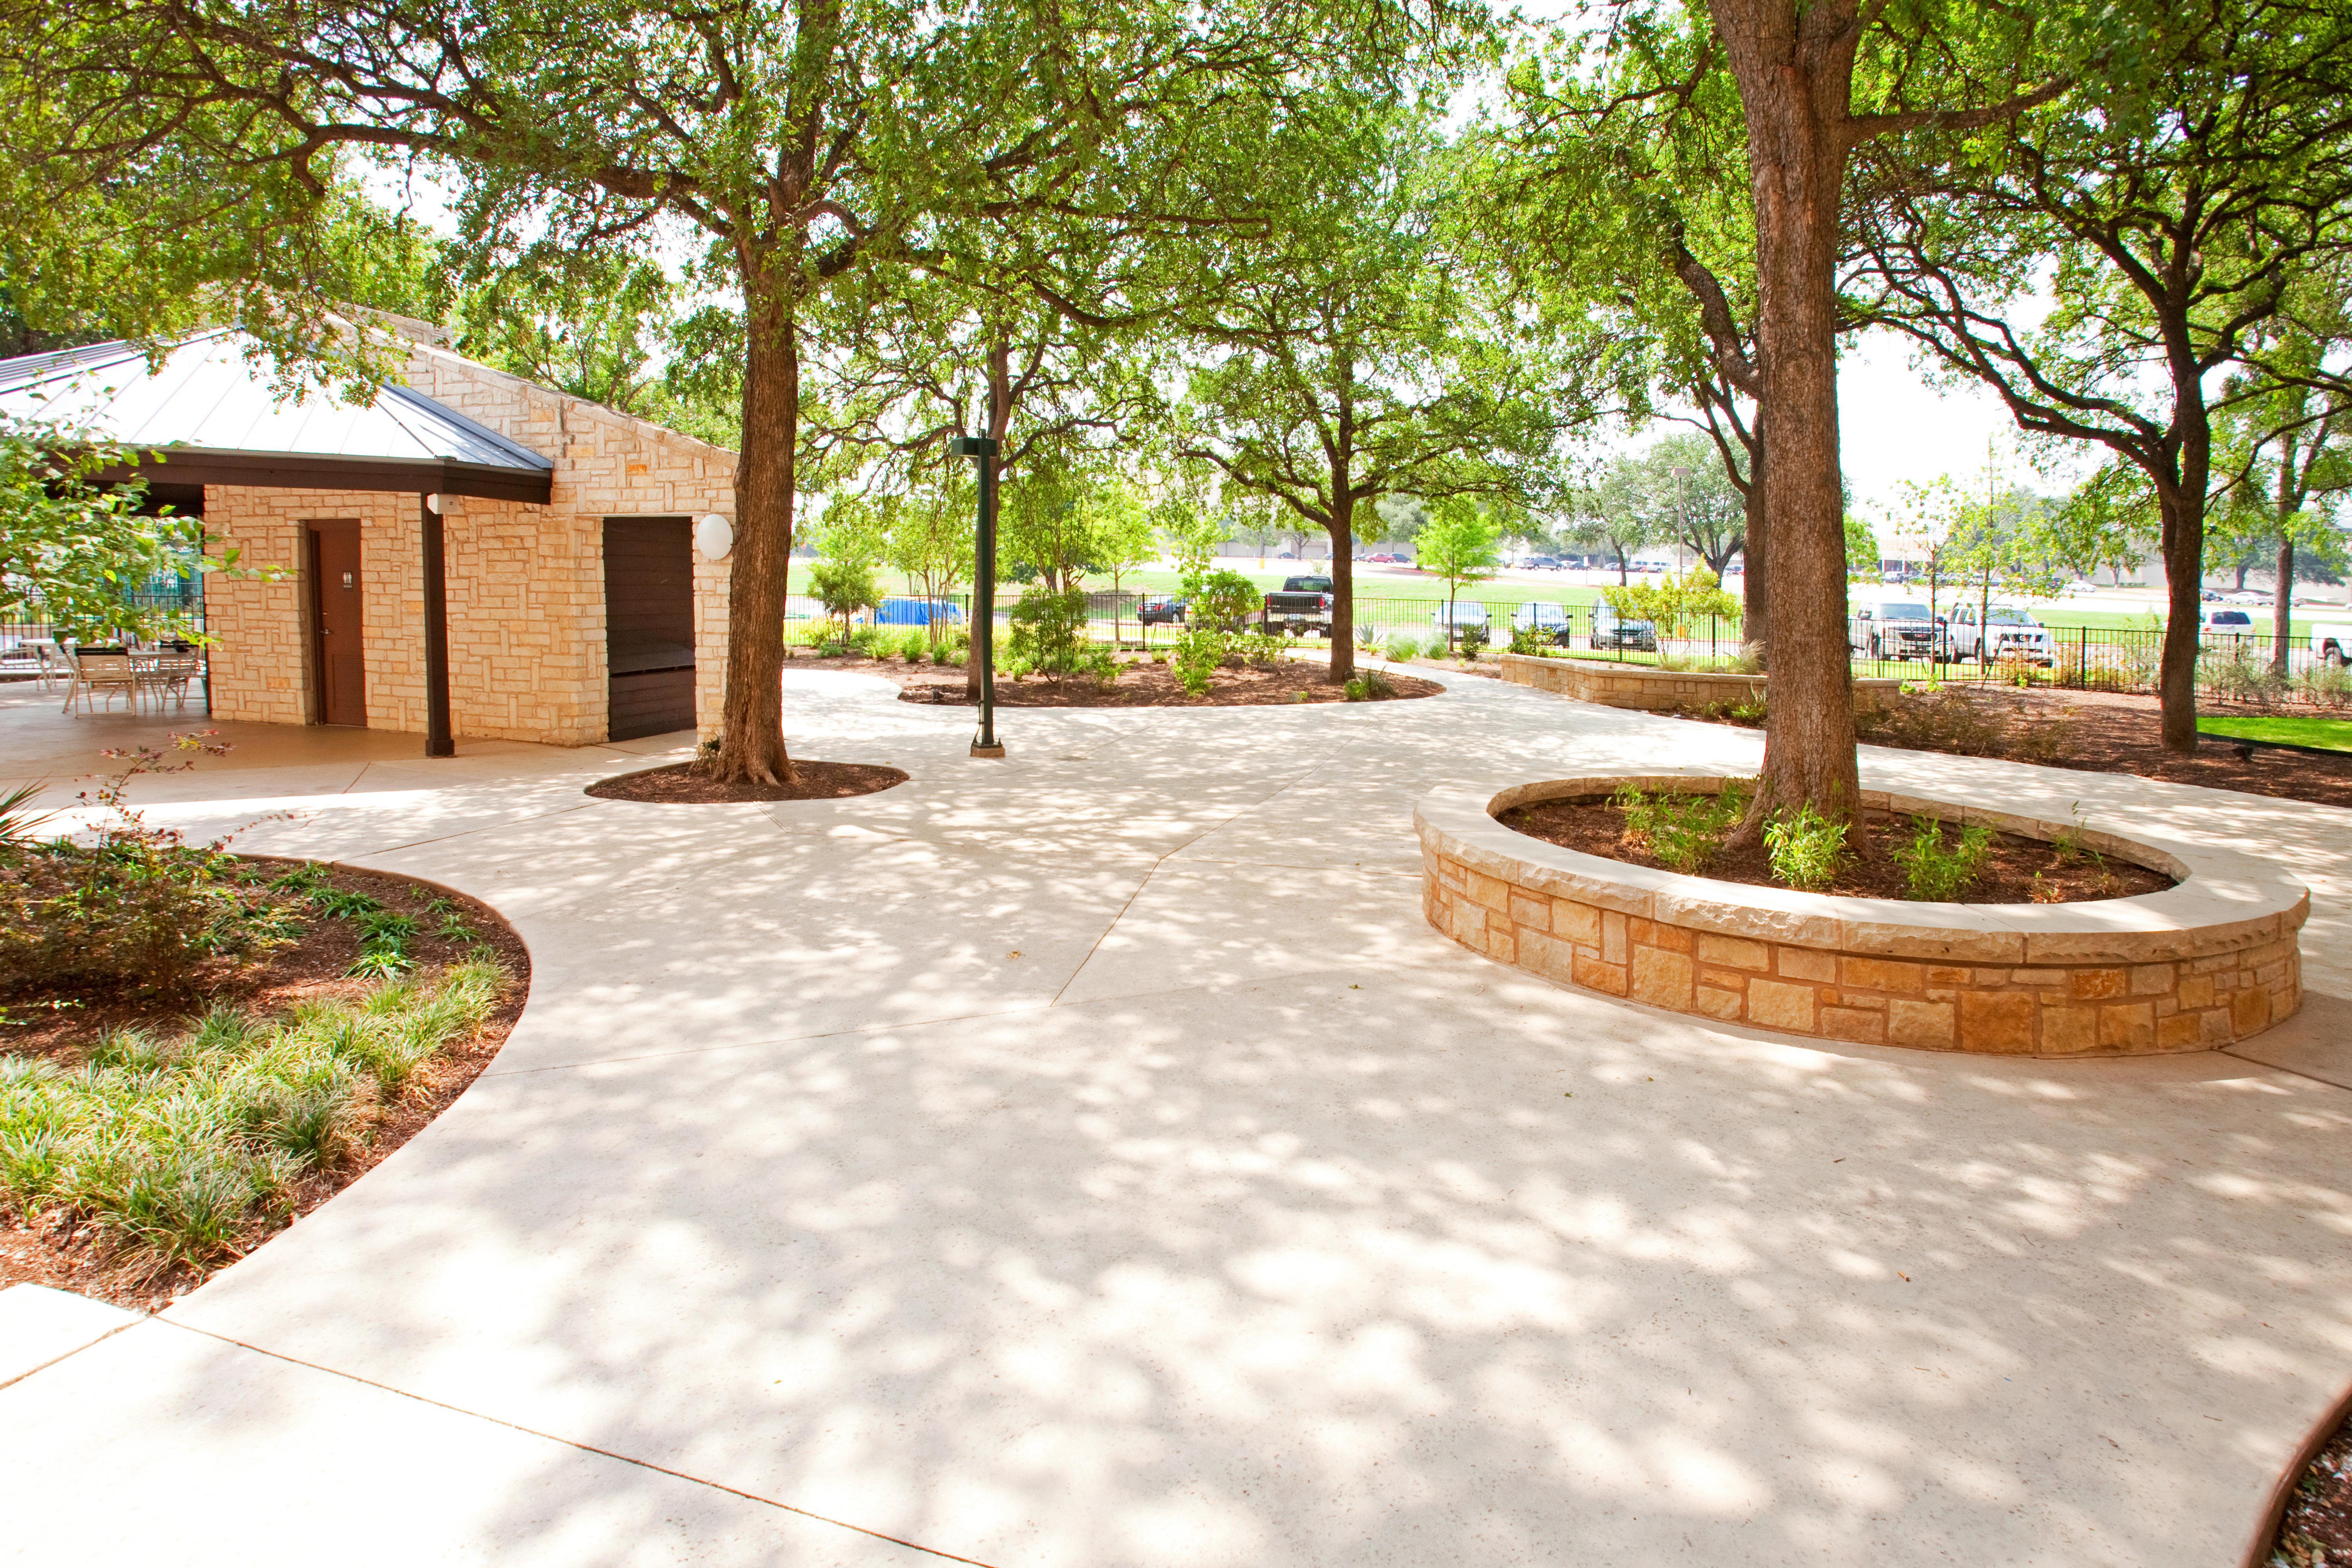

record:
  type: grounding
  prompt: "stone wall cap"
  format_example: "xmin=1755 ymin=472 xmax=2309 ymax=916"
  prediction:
xmin=1414 ymin=773 xmax=2310 ymax=967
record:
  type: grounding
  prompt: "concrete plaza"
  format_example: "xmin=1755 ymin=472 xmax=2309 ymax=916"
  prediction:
xmin=0 ymin=669 xmax=2346 ymax=1566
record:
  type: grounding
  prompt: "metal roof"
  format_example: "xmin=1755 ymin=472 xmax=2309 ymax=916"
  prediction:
xmin=0 ymin=330 xmax=554 ymax=502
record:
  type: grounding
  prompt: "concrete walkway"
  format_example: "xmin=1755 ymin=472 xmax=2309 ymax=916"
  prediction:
xmin=1 ymin=671 xmax=2348 ymax=1567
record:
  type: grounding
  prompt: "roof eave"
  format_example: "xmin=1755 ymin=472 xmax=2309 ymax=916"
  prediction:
xmin=88 ymin=447 xmax=553 ymax=505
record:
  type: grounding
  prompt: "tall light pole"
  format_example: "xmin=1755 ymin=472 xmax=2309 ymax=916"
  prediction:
xmin=950 ymin=434 xmax=1005 ymax=758
xmin=1670 ymin=465 xmax=1690 ymax=579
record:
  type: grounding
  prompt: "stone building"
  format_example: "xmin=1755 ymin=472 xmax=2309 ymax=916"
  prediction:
xmin=0 ymin=327 xmax=736 ymax=751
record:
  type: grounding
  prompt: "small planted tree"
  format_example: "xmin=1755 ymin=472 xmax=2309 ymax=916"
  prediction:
xmin=1418 ymin=500 xmax=1503 ymax=654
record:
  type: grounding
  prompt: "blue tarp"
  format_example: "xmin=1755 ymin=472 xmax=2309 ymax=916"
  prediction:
xmin=874 ymin=597 xmax=965 ymax=626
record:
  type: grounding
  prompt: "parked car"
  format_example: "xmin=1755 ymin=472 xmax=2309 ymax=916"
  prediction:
xmin=1849 ymin=596 xmax=1942 ymax=661
xmin=2310 ymin=622 xmax=2352 ymax=667
xmin=1431 ymin=600 xmax=1491 ymax=637
xmin=1138 ymin=594 xmax=1189 ymax=626
xmin=1526 ymin=555 xmax=1561 ymax=570
xmin=2201 ymin=589 xmax=2227 ymax=603
xmin=1512 ymin=601 xmax=1574 ymax=645
xmin=2062 ymin=581 xmax=2101 ymax=597
xmin=874 ymin=596 xmax=963 ymax=627
xmin=1944 ymin=603 xmax=2054 ymax=665
xmin=1252 ymin=575 xmax=1336 ymax=637
xmin=2227 ymin=590 xmax=2268 ymax=605
xmin=2200 ymin=606 xmax=2259 ymax=641
xmin=1589 ymin=602 xmax=1656 ymax=652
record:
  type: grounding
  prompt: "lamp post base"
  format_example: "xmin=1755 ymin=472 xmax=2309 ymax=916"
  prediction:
xmin=969 ymin=742 xmax=1007 ymax=759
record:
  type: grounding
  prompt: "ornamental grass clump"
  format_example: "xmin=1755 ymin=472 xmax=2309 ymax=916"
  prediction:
xmin=1891 ymin=815 xmax=1994 ymax=901
xmin=1763 ymin=803 xmax=1848 ymax=891
xmin=0 ymin=960 xmax=505 ymax=1270
xmin=1611 ymin=779 xmax=1750 ymax=875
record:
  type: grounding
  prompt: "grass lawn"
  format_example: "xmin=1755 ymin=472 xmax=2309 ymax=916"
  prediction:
xmin=2195 ymin=713 xmax=2352 ymax=753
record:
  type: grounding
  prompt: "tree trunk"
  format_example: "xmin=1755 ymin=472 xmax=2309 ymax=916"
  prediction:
xmin=1742 ymin=422 xmax=1769 ymax=661
xmin=1712 ymin=0 xmax=1862 ymax=835
xmin=714 ymin=295 xmax=798 ymax=784
xmin=2156 ymin=343 xmax=2213 ymax=753
xmin=2272 ymin=437 xmax=2299 ymax=676
xmin=2273 ymin=537 xmax=2294 ymax=675
xmin=2156 ymin=484 xmax=2202 ymax=751
xmin=1327 ymin=468 xmax=1356 ymax=683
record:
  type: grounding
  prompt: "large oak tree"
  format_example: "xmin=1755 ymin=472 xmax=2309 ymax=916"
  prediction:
xmin=2 ymin=0 xmax=1434 ymax=780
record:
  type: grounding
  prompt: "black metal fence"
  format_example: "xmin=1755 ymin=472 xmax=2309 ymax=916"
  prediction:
xmin=0 ymin=588 xmax=207 ymax=653
xmin=785 ymin=588 xmax=2352 ymax=709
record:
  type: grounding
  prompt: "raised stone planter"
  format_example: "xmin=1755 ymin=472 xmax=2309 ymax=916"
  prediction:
xmin=1416 ymin=773 xmax=2308 ymax=1056
xmin=1497 ymin=652 xmax=1902 ymax=714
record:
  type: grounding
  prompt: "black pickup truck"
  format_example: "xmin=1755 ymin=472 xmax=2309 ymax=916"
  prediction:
xmin=1251 ymin=575 xmax=1337 ymax=638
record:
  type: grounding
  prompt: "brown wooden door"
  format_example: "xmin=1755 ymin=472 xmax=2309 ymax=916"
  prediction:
xmin=603 ymin=517 xmax=696 ymax=740
xmin=308 ymin=521 xmax=367 ymax=726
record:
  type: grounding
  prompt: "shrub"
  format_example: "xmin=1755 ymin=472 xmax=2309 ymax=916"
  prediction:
xmin=2199 ymin=642 xmax=2288 ymax=708
xmin=0 ymin=737 xmax=286 ymax=1003
xmin=1007 ymin=585 xmax=1091 ymax=684
xmin=1507 ymin=626 xmax=1551 ymax=656
xmin=1857 ymin=687 xmax=2072 ymax=764
xmin=1236 ymin=630 xmax=1290 ymax=667
xmin=1457 ymin=624 xmax=1490 ymax=658
xmin=1891 ymin=814 xmax=1993 ymax=901
xmin=1189 ymin=569 xmax=1261 ymax=636
xmin=1763 ymin=803 xmax=1847 ymax=891
xmin=1610 ymin=779 xmax=1749 ymax=875
xmin=0 ymin=960 xmax=506 ymax=1269
xmin=1171 ymin=626 xmax=1222 ymax=695
xmin=1658 ymin=647 xmax=1763 ymax=675
xmin=2297 ymin=659 xmax=2352 ymax=709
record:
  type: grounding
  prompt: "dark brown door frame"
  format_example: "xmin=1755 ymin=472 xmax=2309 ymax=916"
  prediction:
xmin=305 ymin=519 xmax=367 ymax=727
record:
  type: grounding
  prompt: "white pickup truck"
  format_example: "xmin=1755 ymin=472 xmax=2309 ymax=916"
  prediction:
xmin=1944 ymin=603 xmax=2055 ymax=665
xmin=2312 ymin=622 xmax=2352 ymax=667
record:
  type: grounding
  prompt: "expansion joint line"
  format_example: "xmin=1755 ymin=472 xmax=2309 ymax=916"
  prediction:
xmin=156 ymin=1321 xmax=1005 ymax=1567
xmin=1047 ymin=742 xmax=1353 ymax=1008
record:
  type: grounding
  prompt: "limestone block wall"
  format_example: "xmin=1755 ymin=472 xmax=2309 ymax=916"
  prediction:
xmin=201 ymin=487 xmax=399 ymax=728
xmin=1416 ymin=777 xmax=2309 ymax=1058
xmin=202 ymin=486 xmax=604 ymax=743
xmin=1498 ymin=653 xmax=1900 ymax=714
xmin=198 ymin=342 xmax=741 ymax=746
xmin=399 ymin=345 xmax=737 ymax=744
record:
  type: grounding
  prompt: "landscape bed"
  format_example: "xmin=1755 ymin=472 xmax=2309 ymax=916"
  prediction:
xmin=588 ymin=759 xmax=909 ymax=804
xmin=773 ymin=646 xmax=1446 ymax=706
xmin=1499 ymin=793 xmax=2172 ymax=904
xmin=0 ymin=860 xmax=528 ymax=1310
xmin=1417 ymin=774 xmax=2307 ymax=1057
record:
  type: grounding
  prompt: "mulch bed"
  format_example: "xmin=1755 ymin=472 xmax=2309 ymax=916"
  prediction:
xmin=0 ymin=860 xmax=530 ymax=1312
xmin=1497 ymin=795 xmax=2174 ymax=904
xmin=586 ymin=759 xmax=909 ymax=804
xmin=2273 ymin=1408 xmax=2352 ymax=1566
xmin=1682 ymin=685 xmax=2352 ymax=809
xmin=781 ymin=649 xmax=1443 ymax=707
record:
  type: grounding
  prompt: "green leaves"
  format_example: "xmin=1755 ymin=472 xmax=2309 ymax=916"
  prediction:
xmin=0 ymin=423 xmax=204 ymax=641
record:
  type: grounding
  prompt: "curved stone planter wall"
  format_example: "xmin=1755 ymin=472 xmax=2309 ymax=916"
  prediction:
xmin=1416 ymin=775 xmax=2308 ymax=1056
xmin=1497 ymin=653 xmax=1902 ymax=715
